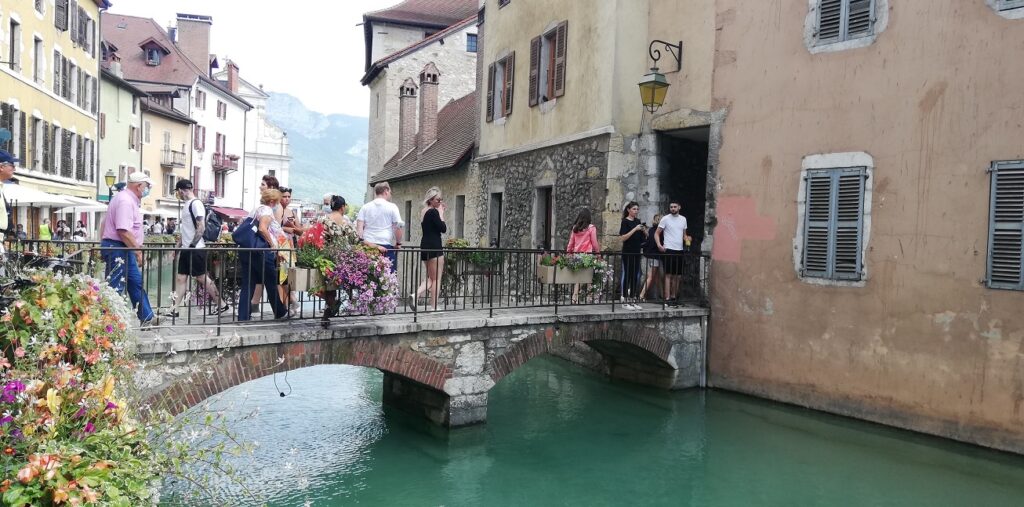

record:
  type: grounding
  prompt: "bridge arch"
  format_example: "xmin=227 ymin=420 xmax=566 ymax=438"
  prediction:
xmin=488 ymin=324 xmax=676 ymax=385
xmin=146 ymin=339 xmax=452 ymax=415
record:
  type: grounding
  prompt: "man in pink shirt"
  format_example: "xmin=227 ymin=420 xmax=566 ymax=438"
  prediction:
xmin=101 ymin=172 xmax=155 ymax=326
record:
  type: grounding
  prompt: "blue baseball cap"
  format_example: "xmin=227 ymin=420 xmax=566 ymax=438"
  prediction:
xmin=0 ymin=149 xmax=18 ymax=165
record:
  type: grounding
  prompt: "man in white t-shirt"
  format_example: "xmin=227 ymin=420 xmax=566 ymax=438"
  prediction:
xmin=655 ymin=200 xmax=691 ymax=306
xmin=356 ymin=181 xmax=405 ymax=273
xmin=165 ymin=179 xmax=228 ymax=318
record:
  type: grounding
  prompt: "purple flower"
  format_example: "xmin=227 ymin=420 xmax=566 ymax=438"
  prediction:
xmin=105 ymin=325 xmax=114 ymax=333
xmin=84 ymin=421 xmax=96 ymax=434
xmin=105 ymin=401 xmax=118 ymax=410
xmin=0 ymin=415 xmax=13 ymax=426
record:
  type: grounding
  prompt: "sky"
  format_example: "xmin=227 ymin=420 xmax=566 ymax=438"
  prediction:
xmin=109 ymin=0 xmax=397 ymax=117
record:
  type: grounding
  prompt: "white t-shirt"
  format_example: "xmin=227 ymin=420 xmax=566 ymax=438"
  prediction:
xmin=180 ymin=199 xmax=206 ymax=248
xmin=658 ymin=214 xmax=688 ymax=251
xmin=357 ymin=198 xmax=405 ymax=245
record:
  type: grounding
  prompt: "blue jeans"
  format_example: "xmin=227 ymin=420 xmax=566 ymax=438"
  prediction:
xmin=101 ymin=239 xmax=155 ymax=323
xmin=381 ymin=244 xmax=398 ymax=273
xmin=237 ymin=249 xmax=287 ymax=321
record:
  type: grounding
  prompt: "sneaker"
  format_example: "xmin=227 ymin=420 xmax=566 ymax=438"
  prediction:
xmin=628 ymin=304 xmax=642 ymax=311
xmin=163 ymin=309 xmax=180 ymax=318
xmin=209 ymin=304 xmax=230 ymax=316
xmin=140 ymin=316 xmax=159 ymax=329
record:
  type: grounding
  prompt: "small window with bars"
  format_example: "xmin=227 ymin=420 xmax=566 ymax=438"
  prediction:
xmin=997 ymin=0 xmax=1024 ymax=12
xmin=987 ymin=161 xmax=1024 ymax=289
xmin=816 ymin=0 xmax=875 ymax=45
xmin=802 ymin=167 xmax=867 ymax=281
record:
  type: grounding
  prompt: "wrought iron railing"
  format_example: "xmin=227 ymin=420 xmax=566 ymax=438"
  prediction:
xmin=212 ymin=153 xmax=239 ymax=172
xmin=160 ymin=148 xmax=186 ymax=168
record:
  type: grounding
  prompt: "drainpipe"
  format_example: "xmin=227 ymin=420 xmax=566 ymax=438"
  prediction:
xmin=241 ymin=107 xmax=248 ymax=209
xmin=97 ymin=3 xmax=109 ymax=202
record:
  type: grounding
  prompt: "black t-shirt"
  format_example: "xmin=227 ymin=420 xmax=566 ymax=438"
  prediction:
xmin=619 ymin=217 xmax=645 ymax=253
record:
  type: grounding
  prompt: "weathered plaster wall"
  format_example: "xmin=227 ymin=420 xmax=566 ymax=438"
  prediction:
xmin=366 ymin=25 xmax=478 ymax=186
xmin=710 ymin=0 xmax=1024 ymax=453
xmin=474 ymin=135 xmax=608 ymax=249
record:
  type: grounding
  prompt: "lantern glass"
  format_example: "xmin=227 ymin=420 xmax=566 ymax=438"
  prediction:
xmin=104 ymin=169 xmax=116 ymax=187
xmin=638 ymin=69 xmax=670 ymax=113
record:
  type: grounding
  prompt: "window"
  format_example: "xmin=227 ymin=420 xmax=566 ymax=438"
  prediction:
xmin=454 ymin=195 xmax=466 ymax=238
xmin=143 ymin=121 xmax=151 ymax=144
xmin=486 ymin=53 xmax=515 ymax=122
xmin=99 ymin=113 xmax=105 ymax=139
xmin=55 ymin=0 xmax=69 ymax=31
xmin=816 ymin=0 xmax=874 ymax=45
xmin=53 ymin=51 xmax=62 ymax=95
xmin=118 ymin=164 xmax=128 ymax=183
xmin=498 ymin=0 xmax=511 ymax=7
xmin=267 ymin=169 xmax=276 ymax=177
xmin=404 ymin=201 xmax=413 ymax=242
xmin=69 ymin=64 xmax=78 ymax=104
xmin=165 ymin=174 xmax=177 ymax=197
xmin=534 ymin=187 xmax=553 ymax=250
xmin=986 ymin=161 xmax=1024 ymax=289
xmin=53 ymin=126 xmax=63 ymax=175
xmin=194 ymin=125 xmax=206 ymax=151
xmin=466 ymin=33 xmax=478 ymax=53
xmin=129 ymin=126 xmax=138 ymax=150
xmin=8 ymin=20 xmax=21 ymax=72
xmin=30 ymin=118 xmax=42 ymax=171
xmin=35 ymin=0 xmax=45 ymax=14
xmin=997 ymin=0 xmax=1024 ymax=11
xmin=132 ymin=97 xmax=137 ymax=114
xmin=529 ymin=21 xmax=567 ymax=106
xmin=195 ymin=90 xmax=207 ymax=110
xmin=214 ymin=171 xmax=226 ymax=198
xmin=33 ymin=38 xmax=44 ymax=83
xmin=216 ymin=101 xmax=227 ymax=120
xmin=162 ymin=130 xmax=171 ymax=149
xmin=801 ymin=167 xmax=866 ymax=281
xmin=146 ymin=48 xmax=161 ymax=66
xmin=488 ymin=192 xmax=504 ymax=246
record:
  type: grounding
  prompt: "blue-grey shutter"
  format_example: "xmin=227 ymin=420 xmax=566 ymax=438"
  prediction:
xmin=803 ymin=167 xmax=866 ymax=280
xmin=803 ymin=171 xmax=832 ymax=278
xmin=846 ymin=0 xmax=874 ymax=39
xmin=833 ymin=168 xmax=866 ymax=280
xmin=987 ymin=161 xmax=1024 ymax=289
xmin=998 ymin=0 xmax=1024 ymax=12
xmin=817 ymin=0 xmax=843 ymax=42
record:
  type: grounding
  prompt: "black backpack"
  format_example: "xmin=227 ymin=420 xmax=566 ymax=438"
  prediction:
xmin=187 ymin=199 xmax=222 ymax=243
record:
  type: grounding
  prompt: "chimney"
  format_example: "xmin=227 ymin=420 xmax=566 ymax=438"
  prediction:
xmin=167 ymin=26 xmax=177 ymax=43
xmin=175 ymin=13 xmax=212 ymax=72
xmin=226 ymin=60 xmax=239 ymax=93
xmin=110 ymin=54 xmax=123 ymax=78
xmin=398 ymin=78 xmax=418 ymax=157
xmin=417 ymin=63 xmax=440 ymax=152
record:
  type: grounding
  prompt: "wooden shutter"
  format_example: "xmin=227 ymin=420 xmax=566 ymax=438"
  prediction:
xmin=528 ymin=36 xmax=541 ymax=107
xmin=0 ymin=104 xmax=9 ymax=152
xmin=201 ymin=126 xmax=206 ymax=151
xmin=42 ymin=121 xmax=51 ymax=173
xmin=987 ymin=162 xmax=1024 ymax=289
xmin=17 ymin=112 xmax=27 ymax=163
xmin=53 ymin=51 xmax=61 ymax=94
xmin=486 ymin=63 xmax=495 ymax=122
xmin=49 ymin=125 xmax=58 ymax=173
xmin=817 ymin=0 xmax=842 ymax=42
xmin=61 ymin=130 xmax=73 ymax=177
xmin=802 ymin=167 xmax=865 ymax=280
xmin=55 ymin=0 xmax=67 ymax=30
xmin=76 ymin=135 xmax=85 ymax=180
xmin=70 ymin=1 xmax=79 ymax=45
xmin=61 ymin=58 xmax=69 ymax=99
xmin=78 ymin=7 xmax=87 ymax=47
xmin=847 ymin=0 xmax=874 ymax=38
xmin=553 ymin=21 xmax=567 ymax=98
xmin=503 ymin=52 xmax=515 ymax=116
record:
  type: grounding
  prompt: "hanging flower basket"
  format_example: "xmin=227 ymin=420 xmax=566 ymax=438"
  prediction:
xmin=288 ymin=267 xmax=323 ymax=292
xmin=537 ymin=264 xmax=594 ymax=284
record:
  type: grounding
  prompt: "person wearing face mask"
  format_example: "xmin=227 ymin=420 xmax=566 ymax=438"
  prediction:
xmin=100 ymin=172 xmax=156 ymax=327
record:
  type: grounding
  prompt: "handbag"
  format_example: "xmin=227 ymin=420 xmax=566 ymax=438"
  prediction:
xmin=231 ymin=210 xmax=269 ymax=249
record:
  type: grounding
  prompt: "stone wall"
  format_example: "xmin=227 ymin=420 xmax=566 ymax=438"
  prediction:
xmin=385 ymin=162 xmax=479 ymax=247
xmin=474 ymin=134 xmax=609 ymax=249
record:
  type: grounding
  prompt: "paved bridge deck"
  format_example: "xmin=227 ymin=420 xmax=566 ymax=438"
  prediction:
xmin=138 ymin=303 xmax=709 ymax=357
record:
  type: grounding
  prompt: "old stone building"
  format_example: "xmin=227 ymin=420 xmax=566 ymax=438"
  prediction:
xmin=361 ymin=0 xmax=478 ymax=196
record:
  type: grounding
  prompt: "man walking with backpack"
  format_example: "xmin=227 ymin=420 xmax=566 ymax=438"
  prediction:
xmin=166 ymin=179 xmax=228 ymax=318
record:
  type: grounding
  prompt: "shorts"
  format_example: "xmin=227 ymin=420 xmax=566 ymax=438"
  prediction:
xmin=662 ymin=249 xmax=684 ymax=275
xmin=645 ymin=256 xmax=661 ymax=269
xmin=177 ymin=249 xmax=208 ymax=277
xmin=421 ymin=250 xmax=444 ymax=262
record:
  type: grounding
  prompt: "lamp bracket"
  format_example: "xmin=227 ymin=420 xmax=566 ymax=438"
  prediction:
xmin=648 ymin=40 xmax=683 ymax=73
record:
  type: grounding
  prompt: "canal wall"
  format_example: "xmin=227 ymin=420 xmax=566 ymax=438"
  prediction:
xmin=707 ymin=0 xmax=1024 ymax=454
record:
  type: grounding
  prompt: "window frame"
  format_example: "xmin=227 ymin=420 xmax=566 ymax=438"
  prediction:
xmin=997 ymin=0 xmax=1024 ymax=11
xmin=814 ymin=0 xmax=876 ymax=46
xmin=466 ymin=33 xmax=478 ymax=53
xmin=800 ymin=166 xmax=868 ymax=282
xmin=986 ymin=160 xmax=1024 ymax=290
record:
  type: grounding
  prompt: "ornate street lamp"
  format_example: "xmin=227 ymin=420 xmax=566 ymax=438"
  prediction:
xmin=104 ymin=169 xmax=116 ymax=201
xmin=638 ymin=40 xmax=682 ymax=114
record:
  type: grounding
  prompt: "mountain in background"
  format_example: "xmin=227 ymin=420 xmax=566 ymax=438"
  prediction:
xmin=266 ymin=93 xmax=368 ymax=205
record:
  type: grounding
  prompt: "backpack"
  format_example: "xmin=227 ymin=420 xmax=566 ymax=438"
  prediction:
xmin=187 ymin=199 xmax=223 ymax=243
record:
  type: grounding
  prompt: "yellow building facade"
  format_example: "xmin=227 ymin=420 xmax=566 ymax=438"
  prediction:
xmin=139 ymin=99 xmax=194 ymax=219
xmin=0 ymin=0 xmax=106 ymax=230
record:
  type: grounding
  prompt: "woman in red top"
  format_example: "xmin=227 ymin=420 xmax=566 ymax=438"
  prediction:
xmin=565 ymin=208 xmax=600 ymax=303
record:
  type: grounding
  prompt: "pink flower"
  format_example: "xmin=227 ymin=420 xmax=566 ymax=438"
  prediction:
xmin=13 ymin=348 xmax=24 ymax=358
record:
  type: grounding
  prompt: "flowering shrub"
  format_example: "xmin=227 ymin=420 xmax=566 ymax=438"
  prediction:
xmin=538 ymin=253 xmax=612 ymax=300
xmin=323 ymin=245 xmax=399 ymax=315
xmin=0 ymin=272 xmax=257 ymax=505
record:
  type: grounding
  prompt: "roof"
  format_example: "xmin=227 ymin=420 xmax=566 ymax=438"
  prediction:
xmin=99 ymin=68 xmax=149 ymax=97
xmin=363 ymin=0 xmax=478 ymax=71
xmin=100 ymin=13 xmax=250 ymax=108
xmin=140 ymin=98 xmax=196 ymax=125
xmin=364 ymin=0 xmax=477 ymax=27
xmin=370 ymin=91 xmax=477 ymax=185
xmin=129 ymin=82 xmax=184 ymax=96
xmin=361 ymin=15 xmax=476 ymax=86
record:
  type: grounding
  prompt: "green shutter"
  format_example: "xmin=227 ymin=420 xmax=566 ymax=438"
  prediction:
xmin=987 ymin=162 xmax=1024 ymax=289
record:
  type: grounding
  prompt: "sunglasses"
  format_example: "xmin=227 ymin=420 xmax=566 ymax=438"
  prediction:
xmin=280 ymin=188 xmax=292 ymax=193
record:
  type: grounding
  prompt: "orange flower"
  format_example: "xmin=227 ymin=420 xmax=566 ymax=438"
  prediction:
xmin=3 ymin=447 xmax=13 ymax=455
xmin=17 ymin=464 xmax=38 ymax=483
xmin=53 ymin=487 xmax=69 ymax=503
xmin=0 ymin=479 xmax=10 ymax=493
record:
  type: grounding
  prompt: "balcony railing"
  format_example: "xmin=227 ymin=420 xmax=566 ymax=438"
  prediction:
xmin=160 ymin=148 xmax=186 ymax=168
xmin=212 ymin=153 xmax=239 ymax=172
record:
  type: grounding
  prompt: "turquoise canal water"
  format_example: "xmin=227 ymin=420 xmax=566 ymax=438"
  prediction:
xmin=174 ymin=357 xmax=1024 ymax=506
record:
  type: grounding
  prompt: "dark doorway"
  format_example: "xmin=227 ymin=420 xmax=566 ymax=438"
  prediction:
xmin=658 ymin=127 xmax=709 ymax=252
xmin=488 ymin=192 xmax=503 ymax=247
xmin=536 ymin=186 xmax=553 ymax=250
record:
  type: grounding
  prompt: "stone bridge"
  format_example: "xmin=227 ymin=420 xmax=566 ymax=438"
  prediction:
xmin=136 ymin=306 xmax=708 ymax=426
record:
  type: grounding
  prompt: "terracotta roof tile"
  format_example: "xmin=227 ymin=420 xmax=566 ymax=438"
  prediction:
xmin=371 ymin=91 xmax=478 ymax=184
xmin=364 ymin=0 xmax=477 ymax=28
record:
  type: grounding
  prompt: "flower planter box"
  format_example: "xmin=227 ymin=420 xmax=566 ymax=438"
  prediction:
xmin=537 ymin=265 xmax=594 ymax=284
xmin=289 ymin=267 xmax=323 ymax=292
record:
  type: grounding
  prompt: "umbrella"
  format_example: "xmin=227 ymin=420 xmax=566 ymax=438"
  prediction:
xmin=55 ymin=195 xmax=107 ymax=212
xmin=2 ymin=184 xmax=74 ymax=207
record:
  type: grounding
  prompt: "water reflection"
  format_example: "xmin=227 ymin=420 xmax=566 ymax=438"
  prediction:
xmin=167 ymin=357 xmax=1024 ymax=506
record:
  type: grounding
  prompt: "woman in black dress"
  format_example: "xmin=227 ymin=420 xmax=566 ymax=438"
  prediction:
xmin=618 ymin=201 xmax=646 ymax=309
xmin=415 ymin=187 xmax=447 ymax=311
